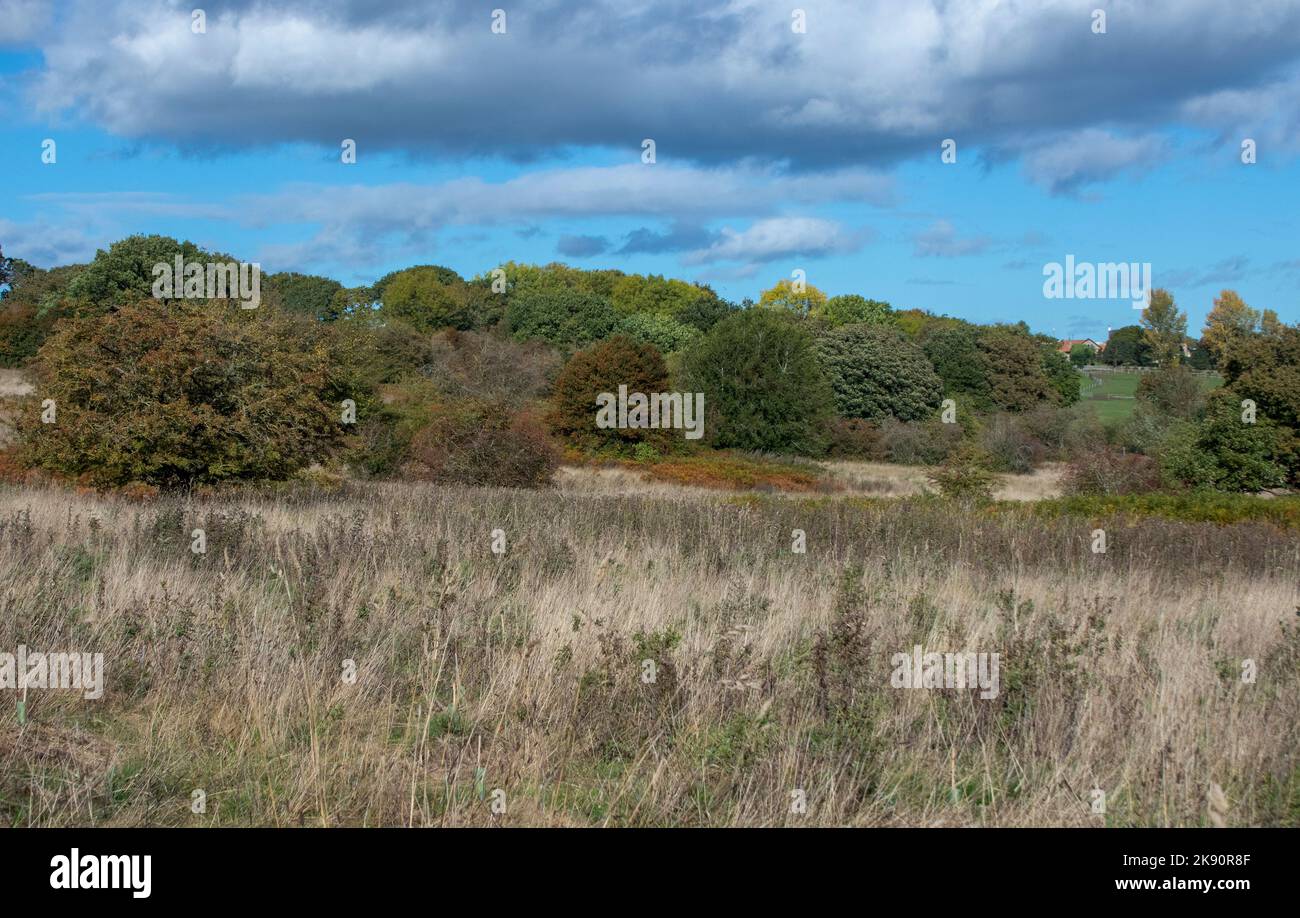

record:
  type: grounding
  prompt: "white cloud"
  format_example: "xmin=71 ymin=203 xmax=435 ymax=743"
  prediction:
xmin=683 ymin=217 xmax=863 ymax=265
xmin=0 ymin=0 xmax=52 ymax=45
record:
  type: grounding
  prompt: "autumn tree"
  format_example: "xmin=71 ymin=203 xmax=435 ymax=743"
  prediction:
xmin=1201 ymin=289 xmax=1260 ymax=367
xmin=18 ymin=299 xmax=345 ymax=486
xmin=548 ymin=335 xmax=674 ymax=454
xmin=757 ymin=279 xmax=827 ymax=317
xmin=1140 ymin=288 xmax=1187 ymax=366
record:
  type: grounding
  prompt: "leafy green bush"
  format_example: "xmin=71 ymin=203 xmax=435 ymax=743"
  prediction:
xmin=1160 ymin=390 xmax=1290 ymax=492
xmin=381 ymin=266 xmax=478 ymax=332
xmin=815 ymin=323 xmax=942 ymax=421
xmin=681 ymin=309 xmax=833 ymax=455
xmin=921 ymin=323 xmax=991 ymax=406
xmin=264 ymin=271 xmax=343 ymax=321
xmin=817 ymin=294 xmax=892 ymax=328
xmin=506 ymin=283 xmax=618 ymax=348
xmin=927 ymin=444 xmax=997 ymax=503
xmin=65 ymin=234 xmax=237 ymax=316
xmin=615 ymin=312 xmax=701 ymax=354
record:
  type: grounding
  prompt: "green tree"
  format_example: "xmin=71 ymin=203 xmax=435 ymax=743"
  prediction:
xmin=1039 ymin=339 xmax=1082 ymax=405
xmin=1141 ymin=288 xmax=1188 ymax=366
xmin=681 ymin=309 xmax=833 ymax=454
xmin=921 ymin=323 xmax=991 ymax=405
xmin=1217 ymin=321 xmax=1300 ymax=483
xmin=1100 ymin=325 xmax=1151 ymax=367
xmin=1068 ymin=342 xmax=1096 ymax=367
xmin=381 ymin=266 xmax=477 ymax=332
xmin=64 ymin=234 xmax=234 ymax=316
xmin=505 ymin=284 xmax=618 ymax=348
xmin=816 ymin=294 xmax=892 ymax=328
xmin=615 ymin=311 xmax=701 ymax=354
xmin=1160 ymin=390 xmax=1289 ymax=492
xmin=674 ymin=286 xmax=736 ymax=331
xmin=814 ymin=324 xmax=942 ymax=421
xmin=265 ymin=271 xmax=343 ymax=321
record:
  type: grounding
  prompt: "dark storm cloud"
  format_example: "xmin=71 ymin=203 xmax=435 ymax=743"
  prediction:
xmin=21 ymin=0 xmax=1300 ymax=176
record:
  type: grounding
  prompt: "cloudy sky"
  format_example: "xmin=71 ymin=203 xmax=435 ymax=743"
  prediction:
xmin=2 ymin=0 xmax=1299 ymax=336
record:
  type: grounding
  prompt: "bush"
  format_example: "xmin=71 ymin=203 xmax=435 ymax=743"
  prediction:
xmin=406 ymin=401 xmax=558 ymax=488
xmin=1136 ymin=364 xmax=1207 ymax=420
xmin=826 ymin=418 xmax=888 ymax=460
xmin=681 ymin=309 xmax=833 ymax=455
xmin=1160 ymin=390 xmax=1291 ymax=492
xmin=381 ymin=266 xmax=478 ymax=332
xmin=18 ymin=299 xmax=342 ymax=486
xmin=878 ymin=418 xmax=964 ymax=465
xmin=981 ymin=325 xmax=1057 ymax=410
xmin=0 ymin=262 xmax=83 ymax=366
xmin=815 ymin=324 xmax=942 ymax=422
xmin=927 ymin=444 xmax=997 ymax=503
xmin=264 ymin=271 xmax=343 ymax=321
xmin=615 ymin=311 xmax=702 ymax=354
xmin=1063 ymin=446 xmax=1162 ymax=496
xmin=548 ymin=335 xmax=675 ymax=454
xmin=506 ymin=283 xmax=618 ymax=348
xmin=977 ymin=413 xmax=1045 ymax=473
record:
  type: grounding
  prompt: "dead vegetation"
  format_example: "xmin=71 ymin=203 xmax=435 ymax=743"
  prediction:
xmin=0 ymin=480 xmax=1295 ymax=826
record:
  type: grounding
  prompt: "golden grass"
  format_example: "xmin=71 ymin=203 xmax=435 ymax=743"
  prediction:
xmin=0 ymin=479 xmax=1295 ymax=827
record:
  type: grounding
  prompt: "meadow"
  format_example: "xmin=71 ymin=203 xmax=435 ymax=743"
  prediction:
xmin=2 ymin=479 xmax=1296 ymax=827
xmin=1077 ymin=366 xmax=1222 ymax=423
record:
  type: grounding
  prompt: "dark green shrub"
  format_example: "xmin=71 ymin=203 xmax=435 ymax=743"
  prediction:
xmin=815 ymin=323 xmax=942 ymax=421
xmin=681 ymin=309 xmax=833 ymax=455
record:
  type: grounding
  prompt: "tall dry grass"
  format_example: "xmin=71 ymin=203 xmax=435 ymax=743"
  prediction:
xmin=0 ymin=480 xmax=1296 ymax=826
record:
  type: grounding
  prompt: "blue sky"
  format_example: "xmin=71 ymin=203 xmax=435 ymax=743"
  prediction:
xmin=3 ymin=0 xmax=1300 ymax=338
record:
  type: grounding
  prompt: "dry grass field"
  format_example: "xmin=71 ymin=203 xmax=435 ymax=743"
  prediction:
xmin=1 ymin=480 xmax=1296 ymax=827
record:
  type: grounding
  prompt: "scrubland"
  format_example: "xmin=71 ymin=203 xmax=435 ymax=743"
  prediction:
xmin=1 ymin=480 xmax=1296 ymax=827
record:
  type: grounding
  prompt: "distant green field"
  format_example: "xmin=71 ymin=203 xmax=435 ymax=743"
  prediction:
xmin=1077 ymin=367 xmax=1221 ymax=424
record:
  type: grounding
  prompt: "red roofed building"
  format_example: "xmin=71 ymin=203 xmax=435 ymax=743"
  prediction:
xmin=1057 ymin=338 xmax=1104 ymax=354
